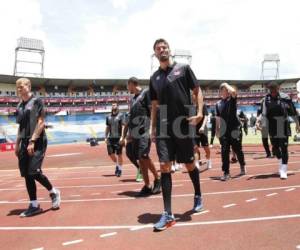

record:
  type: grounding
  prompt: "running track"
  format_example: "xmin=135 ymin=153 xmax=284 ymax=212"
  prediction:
xmin=0 ymin=143 xmax=299 ymax=250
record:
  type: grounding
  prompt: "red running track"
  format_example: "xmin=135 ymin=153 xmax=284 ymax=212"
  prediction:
xmin=0 ymin=143 xmax=299 ymax=250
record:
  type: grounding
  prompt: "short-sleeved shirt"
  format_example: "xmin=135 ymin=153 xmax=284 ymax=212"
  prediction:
xmin=216 ymin=96 xmax=241 ymax=133
xmin=16 ymin=96 xmax=46 ymax=141
xmin=106 ymin=112 xmax=123 ymax=139
xmin=149 ymin=63 xmax=199 ymax=122
xmin=260 ymin=92 xmax=297 ymax=136
xmin=128 ymin=88 xmax=151 ymax=138
xmin=196 ymin=104 xmax=208 ymax=135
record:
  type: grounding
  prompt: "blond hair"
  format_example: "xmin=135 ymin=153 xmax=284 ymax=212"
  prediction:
xmin=16 ymin=78 xmax=31 ymax=88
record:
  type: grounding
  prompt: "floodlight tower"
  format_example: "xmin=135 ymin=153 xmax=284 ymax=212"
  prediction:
xmin=13 ymin=37 xmax=45 ymax=77
xmin=260 ymin=54 xmax=280 ymax=80
xmin=150 ymin=49 xmax=192 ymax=74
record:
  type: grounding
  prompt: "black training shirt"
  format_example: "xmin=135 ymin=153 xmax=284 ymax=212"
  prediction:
xmin=260 ymin=92 xmax=297 ymax=136
xmin=216 ymin=96 xmax=241 ymax=132
xmin=106 ymin=112 xmax=123 ymax=139
xmin=128 ymin=88 xmax=151 ymax=137
xmin=149 ymin=63 xmax=199 ymax=122
xmin=16 ymin=96 xmax=46 ymax=141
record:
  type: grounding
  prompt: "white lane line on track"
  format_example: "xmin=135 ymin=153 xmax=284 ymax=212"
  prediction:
xmin=32 ymin=248 xmax=44 ymax=250
xmin=130 ymin=224 xmax=153 ymax=231
xmin=285 ymin=188 xmax=296 ymax=192
xmin=1 ymin=214 xmax=300 ymax=231
xmin=47 ymin=153 xmax=82 ymax=158
xmin=99 ymin=232 xmax=117 ymax=238
xmin=223 ymin=203 xmax=236 ymax=208
xmin=266 ymin=193 xmax=278 ymax=197
xmin=62 ymin=239 xmax=83 ymax=246
xmin=193 ymin=210 xmax=210 ymax=216
xmin=296 ymin=244 xmax=300 ymax=249
xmin=70 ymin=195 xmax=81 ymax=197
xmin=1 ymin=185 xmax=300 ymax=205
xmin=246 ymin=198 xmax=257 ymax=202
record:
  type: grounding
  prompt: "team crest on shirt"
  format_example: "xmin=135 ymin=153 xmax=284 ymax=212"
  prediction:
xmin=174 ymin=70 xmax=181 ymax=76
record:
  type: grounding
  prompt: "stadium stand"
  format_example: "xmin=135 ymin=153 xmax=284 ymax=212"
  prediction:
xmin=0 ymin=74 xmax=299 ymax=144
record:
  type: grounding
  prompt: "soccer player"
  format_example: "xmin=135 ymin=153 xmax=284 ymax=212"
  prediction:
xmin=149 ymin=38 xmax=204 ymax=231
xmin=15 ymin=78 xmax=61 ymax=217
xmin=105 ymin=102 xmax=124 ymax=177
xmin=121 ymin=77 xmax=161 ymax=196
xmin=215 ymin=82 xmax=246 ymax=181
xmin=256 ymin=82 xmax=300 ymax=179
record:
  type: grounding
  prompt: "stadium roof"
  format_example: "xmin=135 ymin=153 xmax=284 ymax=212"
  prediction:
xmin=0 ymin=74 xmax=299 ymax=89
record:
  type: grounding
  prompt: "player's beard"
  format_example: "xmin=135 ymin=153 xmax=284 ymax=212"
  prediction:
xmin=158 ymin=53 xmax=170 ymax=62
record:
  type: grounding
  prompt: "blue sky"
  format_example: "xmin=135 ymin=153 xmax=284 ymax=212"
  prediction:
xmin=0 ymin=0 xmax=300 ymax=80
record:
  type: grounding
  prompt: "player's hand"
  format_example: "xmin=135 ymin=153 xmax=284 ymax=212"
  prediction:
xmin=14 ymin=144 xmax=19 ymax=157
xmin=150 ymin=128 xmax=156 ymax=143
xmin=104 ymin=138 xmax=108 ymax=144
xmin=187 ymin=114 xmax=203 ymax=126
xmin=216 ymin=130 xmax=220 ymax=138
xmin=296 ymin=124 xmax=300 ymax=133
xmin=255 ymin=122 xmax=262 ymax=131
xmin=119 ymin=137 xmax=125 ymax=146
xmin=27 ymin=142 xmax=35 ymax=156
xmin=198 ymin=127 xmax=205 ymax=134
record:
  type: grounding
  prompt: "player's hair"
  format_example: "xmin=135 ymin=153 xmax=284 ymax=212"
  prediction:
xmin=16 ymin=78 xmax=31 ymax=88
xmin=219 ymin=82 xmax=228 ymax=90
xmin=267 ymin=82 xmax=280 ymax=90
xmin=127 ymin=77 xmax=139 ymax=86
xmin=153 ymin=38 xmax=170 ymax=51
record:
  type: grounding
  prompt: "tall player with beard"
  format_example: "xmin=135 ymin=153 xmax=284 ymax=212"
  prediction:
xmin=149 ymin=38 xmax=204 ymax=231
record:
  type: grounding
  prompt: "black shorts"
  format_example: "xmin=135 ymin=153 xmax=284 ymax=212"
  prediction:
xmin=194 ymin=133 xmax=209 ymax=147
xmin=107 ymin=138 xmax=123 ymax=155
xmin=131 ymin=137 xmax=151 ymax=160
xmin=18 ymin=139 xmax=47 ymax=177
xmin=156 ymin=135 xmax=194 ymax=164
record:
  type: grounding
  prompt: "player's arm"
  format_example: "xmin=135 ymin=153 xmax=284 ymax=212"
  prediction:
xmin=120 ymin=122 xmax=128 ymax=145
xmin=150 ymin=100 xmax=158 ymax=142
xmin=27 ymin=115 xmax=45 ymax=156
xmin=215 ymin=116 xmax=221 ymax=138
xmin=223 ymin=83 xmax=237 ymax=98
xmin=199 ymin=115 xmax=208 ymax=133
xmin=288 ymin=101 xmax=300 ymax=133
xmin=104 ymin=125 xmax=109 ymax=144
xmin=14 ymin=126 xmax=21 ymax=157
xmin=187 ymin=86 xmax=204 ymax=125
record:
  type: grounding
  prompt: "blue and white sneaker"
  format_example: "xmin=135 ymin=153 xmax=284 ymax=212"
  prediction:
xmin=153 ymin=212 xmax=176 ymax=231
xmin=193 ymin=195 xmax=203 ymax=213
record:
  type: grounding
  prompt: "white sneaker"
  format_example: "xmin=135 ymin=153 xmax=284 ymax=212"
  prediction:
xmin=280 ymin=164 xmax=288 ymax=179
xmin=174 ymin=163 xmax=180 ymax=171
xmin=207 ymin=160 xmax=212 ymax=169
xmin=171 ymin=164 xmax=176 ymax=173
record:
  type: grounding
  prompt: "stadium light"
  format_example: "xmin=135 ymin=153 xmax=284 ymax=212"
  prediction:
xmin=14 ymin=37 xmax=45 ymax=77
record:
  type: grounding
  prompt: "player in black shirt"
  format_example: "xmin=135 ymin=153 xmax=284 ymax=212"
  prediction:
xmin=194 ymin=103 xmax=212 ymax=170
xmin=256 ymin=105 xmax=273 ymax=158
xmin=257 ymin=82 xmax=300 ymax=179
xmin=216 ymin=82 xmax=246 ymax=181
xmin=149 ymin=38 xmax=204 ymax=231
xmin=105 ymin=103 xmax=124 ymax=177
xmin=209 ymin=110 xmax=216 ymax=147
xmin=121 ymin=77 xmax=161 ymax=196
xmin=15 ymin=78 xmax=61 ymax=217
xmin=122 ymin=112 xmax=143 ymax=182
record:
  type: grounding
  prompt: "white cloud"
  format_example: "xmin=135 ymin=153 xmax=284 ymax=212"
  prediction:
xmin=0 ymin=0 xmax=299 ymax=80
